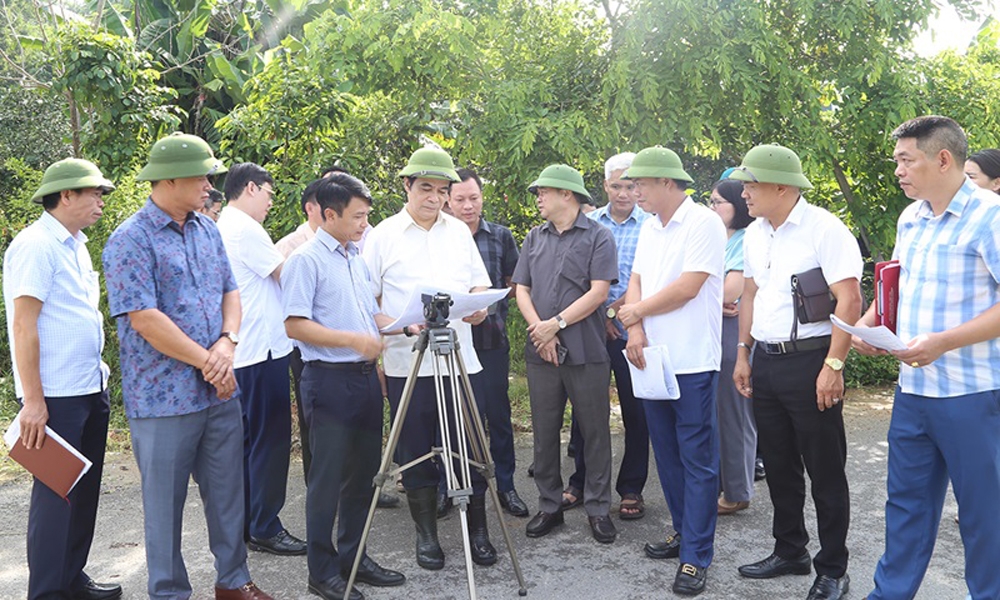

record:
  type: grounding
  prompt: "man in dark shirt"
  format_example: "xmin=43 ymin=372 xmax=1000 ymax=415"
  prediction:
xmin=447 ymin=167 xmax=528 ymax=517
xmin=512 ymin=164 xmax=619 ymax=543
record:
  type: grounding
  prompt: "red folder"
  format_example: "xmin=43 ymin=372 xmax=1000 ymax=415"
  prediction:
xmin=875 ymin=260 xmax=900 ymax=334
xmin=4 ymin=419 xmax=92 ymax=499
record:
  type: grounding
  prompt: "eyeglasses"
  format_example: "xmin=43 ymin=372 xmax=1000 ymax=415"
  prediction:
xmin=734 ymin=166 xmax=759 ymax=183
xmin=710 ymin=198 xmax=730 ymax=207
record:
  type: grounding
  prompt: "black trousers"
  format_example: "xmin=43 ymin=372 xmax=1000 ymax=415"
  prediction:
xmin=26 ymin=390 xmax=110 ymax=600
xmin=752 ymin=347 xmax=850 ymax=578
xmin=289 ymin=347 xmax=311 ymax=486
xmin=300 ymin=365 xmax=382 ymax=580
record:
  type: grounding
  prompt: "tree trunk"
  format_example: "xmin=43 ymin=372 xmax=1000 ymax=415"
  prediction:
xmin=67 ymin=90 xmax=80 ymax=157
xmin=831 ymin=159 xmax=880 ymax=262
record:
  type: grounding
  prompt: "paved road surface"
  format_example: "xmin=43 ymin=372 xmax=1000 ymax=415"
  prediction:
xmin=0 ymin=387 xmax=967 ymax=599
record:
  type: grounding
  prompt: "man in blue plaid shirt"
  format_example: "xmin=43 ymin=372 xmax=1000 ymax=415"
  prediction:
xmin=854 ymin=115 xmax=1000 ymax=600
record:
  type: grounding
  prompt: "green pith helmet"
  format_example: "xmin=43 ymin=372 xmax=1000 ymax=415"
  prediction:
xmin=728 ymin=144 xmax=813 ymax=189
xmin=398 ymin=147 xmax=460 ymax=182
xmin=622 ymin=146 xmax=693 ymax=183
xmin=31 ymin=158 xmax=115 ymax=203
xmin=527 ymin=164 xmax=592 ymax=199
xmin=136 ymin=132 xmax=228 ymax=182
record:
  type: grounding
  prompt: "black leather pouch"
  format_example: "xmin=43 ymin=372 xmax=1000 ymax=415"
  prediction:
xmin=791 ymin=267 xmax=836 ymax=325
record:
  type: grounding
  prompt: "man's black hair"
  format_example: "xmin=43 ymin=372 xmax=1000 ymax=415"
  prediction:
xmin=321 ymin=165 xmax=351 ymax=178
xmin=891 ymin=116 xmax=968 ymax=164
xmin=205 ymin=188 xmax=224 ymax=210
xmin=404 ymin=175 xmax=453 ymax=191
xmin=969 ymin=149 xmax=1000 ymax=180
xmin=223 ymin=162 xmax=273 ymax=201
xmin=315 ymin=172 xmax=373 ymax=219
xmin=456 ymin=168 xmax=483 ymax=191
xmin=41 ymin=191 xmax=62 ymax=210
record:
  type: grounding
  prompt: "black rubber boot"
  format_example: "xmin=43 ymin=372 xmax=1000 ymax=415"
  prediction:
xmin=467 ymin=494 xmax=497 ymax=566
xmin=407 ymin=486 xmax=445 ymax=570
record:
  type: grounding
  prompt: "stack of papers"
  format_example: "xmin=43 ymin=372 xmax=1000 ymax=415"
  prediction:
xmin=624 ymin=345 xmax=680 ymax=400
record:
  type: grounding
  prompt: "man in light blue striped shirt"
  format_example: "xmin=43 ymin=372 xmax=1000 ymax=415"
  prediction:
xmin=854 ymin=116 xmax=1000 ymax=600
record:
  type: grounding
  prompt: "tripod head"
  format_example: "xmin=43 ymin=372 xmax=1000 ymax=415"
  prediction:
xmin=422 ymin=292 xmax=453 ymax=329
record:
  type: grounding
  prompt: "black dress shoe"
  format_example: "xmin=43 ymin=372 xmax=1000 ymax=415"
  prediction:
xmin=588 ymin=515 xmax=617 ymax=543
xmin=644 ymin=532 xmax=681 ymax=559
xmin=249 ymin=529 xmax=307 ymax=556
xmin=525 ymin=510 xmax=564 ymax=538
xmin=754 ymin=457 xmax=766 ymax=481
xmin=807 ymin=573 xmax=850 ymax=600
xmin=436 ymin=490 xmax=452 ymax=518
xmin=498 ymin=489 xmax=529 ymax=517
xmin=73 ymin=578 xmax=123 ymax=600
xmin=738 ymin=552 xmax=812 ymax=579
xmin=308 ymin=575 xmax=363 ymax=600
xmin=376 ymin=492 xmax=400 ymax=508
xmin=343 ymin=556 xmax=406 ymax=587
xmin=673 ymin=563 xmax=707 ymax=596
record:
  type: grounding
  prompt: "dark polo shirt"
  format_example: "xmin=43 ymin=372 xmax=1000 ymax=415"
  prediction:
xmin=512 ymin=209 xmax=617 ymax=366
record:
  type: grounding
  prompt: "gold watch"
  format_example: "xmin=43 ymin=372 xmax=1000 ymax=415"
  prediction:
xmin=824 ymin=357 xmax=845 ymax=371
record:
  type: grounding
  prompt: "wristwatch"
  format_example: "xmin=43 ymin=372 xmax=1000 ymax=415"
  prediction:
xmin=824 ymin=357 xmax=845 ymax=371
xmin=220 ymin=331 xmax=240 ymax=345
xmin=606 ymin=307 xmax=617 ymax=319
xmin=555 ymin=314 xmax=568 ymax=329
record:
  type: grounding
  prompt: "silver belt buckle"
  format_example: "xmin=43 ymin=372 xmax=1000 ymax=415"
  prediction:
xmin=778 ymin=341 xmax=789 ymax=354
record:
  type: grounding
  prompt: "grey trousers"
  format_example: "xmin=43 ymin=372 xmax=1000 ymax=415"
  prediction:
xmin=130 ymin=400 xmax=251 ymax=599
xmin=526 ymin=361 xmax=612 ymax=516
xmin=717 ymin=315 xmax=757 ymax=503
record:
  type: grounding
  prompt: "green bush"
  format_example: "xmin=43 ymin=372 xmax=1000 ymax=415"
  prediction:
xmin=845 ymin=352 xmax=900 ymax=388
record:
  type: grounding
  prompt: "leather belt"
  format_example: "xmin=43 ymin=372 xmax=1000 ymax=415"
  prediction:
xmin=305 ymin=360 xmax=377 ymax=374
xmin=757 ymin=336 xmax=831 ymax=355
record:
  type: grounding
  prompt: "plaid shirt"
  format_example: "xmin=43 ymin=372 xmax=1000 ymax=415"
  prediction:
xmin=472 ymin=219 xmax=519 ymax=350
xmin=589 ymin=204 xmax=650 ymax=338
xmin=894 ymin=178 xmax=1000 ymax=397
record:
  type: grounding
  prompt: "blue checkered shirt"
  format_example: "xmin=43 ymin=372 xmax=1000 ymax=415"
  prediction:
xmin=589 ymin=204 xmax=650 ymax=337
xmin=472 ymin=219 xmax=519 ymax=351
xmin=894 ymin=178 xmax=1000 ymax=397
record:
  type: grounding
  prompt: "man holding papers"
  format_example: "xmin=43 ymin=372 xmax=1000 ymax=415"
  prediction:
xmin=730 ymin=144 xmax=862 ymax=600
xmin=3 ymin=158 xmax=121 ymax=600
xmin=362 ymin=147 xmax=497 ymax=570
xmin=855 ymin=116 xmax=1000 ymax=600
xmin=618 ymin=147 xmax=725 ymax=596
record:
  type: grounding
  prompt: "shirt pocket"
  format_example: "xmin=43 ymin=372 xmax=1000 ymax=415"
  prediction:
xmin=928 ymin=243 xmax=975 ymax=282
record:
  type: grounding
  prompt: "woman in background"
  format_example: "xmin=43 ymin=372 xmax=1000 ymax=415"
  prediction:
xmin=710 ymin=177 xmax=757 ymax=515
xmin=965 ymin=149 xmax=1000 ymax=194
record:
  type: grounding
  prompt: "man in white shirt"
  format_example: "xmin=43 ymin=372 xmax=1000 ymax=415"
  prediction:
xmin=362 ymin=147 xmax=496 ymax=570
xmin=619 ymin=147 xmax=726 ymax=596
xmin=4 ymin=158 xmax=122 ymax=600
xmin=218 ymin=162 xmax=305 ymax=556
xmin=730 ymin=144 xmax=862 ymax=600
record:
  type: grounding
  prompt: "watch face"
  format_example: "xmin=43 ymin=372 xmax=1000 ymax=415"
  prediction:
xmin=606 ymin=307 xmax=616 ymax=319
xmin=825 ymin=358 xmax=844 ymax=371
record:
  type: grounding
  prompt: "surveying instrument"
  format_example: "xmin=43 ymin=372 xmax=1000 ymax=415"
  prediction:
xmin=345 ymin=292 xmax=528 ymax=599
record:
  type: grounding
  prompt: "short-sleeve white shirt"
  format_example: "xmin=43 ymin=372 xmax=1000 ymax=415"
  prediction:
xmin=632 ymin=198 xmax=726 ymax=374
xmin=217 ymin=205 xmax=293 ymax=368
xmin=743 ymin=197 xmax=863 ymax=342
xmin=3 ymin=211 xmax=108 ymax=397
xmin=363 ymin=207 xmax=491 ymax=377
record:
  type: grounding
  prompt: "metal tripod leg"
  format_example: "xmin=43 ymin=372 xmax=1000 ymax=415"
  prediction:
xmin=345 ymin=326 xmax=529 ymax=599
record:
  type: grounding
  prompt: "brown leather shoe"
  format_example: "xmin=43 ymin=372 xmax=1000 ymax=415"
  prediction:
xmin=717 ymin=498 xmax=750 ymax=515
xmin=215 ymin=582 xmax=274 ymax=600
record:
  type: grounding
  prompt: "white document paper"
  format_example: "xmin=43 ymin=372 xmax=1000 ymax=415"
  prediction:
xmin=380 ymin=286 xmax=511 ymax=332
xmin=830 ymin=314 xmax=908 ymax=352
xmin=624 ymin=345 xmax=680 ymax=400
xmin=4 ymin=412 xmax=94 ymax=492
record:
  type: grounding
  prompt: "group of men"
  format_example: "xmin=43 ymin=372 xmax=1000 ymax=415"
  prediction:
xmin=5 ymin=114 xmax=1000 ymax=600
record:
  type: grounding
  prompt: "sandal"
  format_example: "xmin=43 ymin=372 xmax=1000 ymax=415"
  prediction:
xmin=619 ymin=493 xmax=645 ymax=520
xmin=561 ymin=485 xmax=583 ymax=510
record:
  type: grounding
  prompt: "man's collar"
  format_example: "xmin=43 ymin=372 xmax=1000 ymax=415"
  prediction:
xmin=542 ymin=208 xmax=593 ymax=233
xmin=915 ymin=178 xmax=976 ymax=220
xmin=144 ymin=197 xmax=196 ymax=230
xmin=315 ymin=227 xmax=356 ymax=256
xmin=649 ymin=196 xmax=693 ymax=229
xmin=38 ymin=210 xmax=84 ymax=245
xmin=476 ymin=217 xmax=493 ymax=235
xmin=400 ymin=205 xmax=446 ymax=230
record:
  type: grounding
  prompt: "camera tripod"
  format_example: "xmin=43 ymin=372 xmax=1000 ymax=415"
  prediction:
xmin=345 ymin=299 xmax=528 ymax=599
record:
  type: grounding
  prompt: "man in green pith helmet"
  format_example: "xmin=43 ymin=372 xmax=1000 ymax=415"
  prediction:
xmin=4 ymin=158 xmax=122 ymax=600
xmin=103 ymin=133 xmax=275 ymax=600
xmin=362 ymin=146 xmax=498 ymax=571
xmin=730 ymin=144 xmax=861 ymax=600
xmin=512 ymin=164 xmax=619 ymax=544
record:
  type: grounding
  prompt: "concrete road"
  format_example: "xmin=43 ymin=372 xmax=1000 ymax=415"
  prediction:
xmin=0 ymin=388 xmax=967 ymax=599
